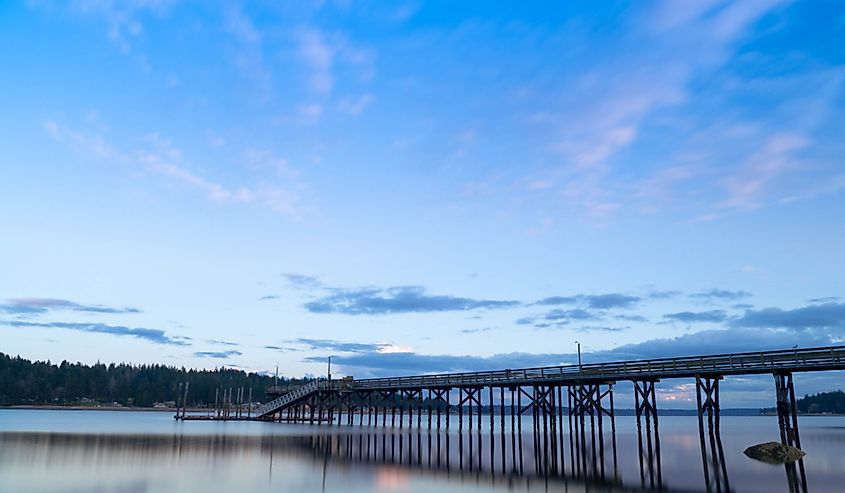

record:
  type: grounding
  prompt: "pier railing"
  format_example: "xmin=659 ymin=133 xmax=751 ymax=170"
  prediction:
xmin=255 ymin=380 xmax=324 ymax=418
xmin=341 ymin=345 xmax=845 ymax=391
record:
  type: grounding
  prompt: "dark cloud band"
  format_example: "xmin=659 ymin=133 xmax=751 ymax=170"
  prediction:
xmin=304 ymin=286 xmax=519 ymax=315
xmin=0 ymin=298 xmax=141 ymax=315
xmin=690 ymin=289 xmax=751 ymax=301
xmin=3 ymin=320 xmax=189 ymax=346
xmin=535 ymin=293 xmax=642 ymax=309
xmin=732 ymin=302 xmax=845 ymax=330
xmin=664 ymin=310 xmax=727 ymax=323
xmin=193 ymin=350 xmax=241 ymax=358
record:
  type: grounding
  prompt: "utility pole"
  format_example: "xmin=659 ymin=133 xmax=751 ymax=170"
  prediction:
xmin=327 ymin=356 xmax=332 ymax=381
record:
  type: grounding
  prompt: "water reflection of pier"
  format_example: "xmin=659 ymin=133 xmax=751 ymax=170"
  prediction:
xmin=304 ymin=424 xmax=674 ymax=493
xmin=287 ymin=384 xmax=665 ymax=491
xmin=0 ymin=418 xmax=813 ymax=493
xmin=268 ymin=378 xmax=814 ymax=492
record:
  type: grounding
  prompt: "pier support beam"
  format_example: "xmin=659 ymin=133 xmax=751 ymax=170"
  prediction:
xmin=633 ymin=379 xmax=662 ymax=489
xmin=533 ymin=385 xmax=555 ymax=476
xmin=515 ymin=386 xmax=539 ymax=474
xmin=458 ymin=386 xmax=483 ymax=471
xmin=774 ymin=372 xmax=808 ymax=493
xmin=695 ymin=375 xmax=730 ymax=493
xmin=567 ymin=382 xmax=617 ymax=480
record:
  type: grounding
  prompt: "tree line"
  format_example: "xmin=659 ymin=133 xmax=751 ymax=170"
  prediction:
xmin=796 ymin=390 xmax=845 ymax=414
xmin=0 ymin=352 xmax=306 ymax=408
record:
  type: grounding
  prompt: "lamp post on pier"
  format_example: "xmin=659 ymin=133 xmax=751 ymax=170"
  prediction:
xmin=576 ymin=341 xmax=582 ymax=378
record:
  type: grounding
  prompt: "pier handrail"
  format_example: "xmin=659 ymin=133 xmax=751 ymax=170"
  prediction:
xmin=344 ymin=345 xmax=845 ymax=391
xmin=255 ymin=379 xmax=325 ymax=418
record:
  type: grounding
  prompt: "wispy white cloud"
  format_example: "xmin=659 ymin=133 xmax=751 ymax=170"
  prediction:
xmin=297 ymin=103 xmax=324 ymax=123
xmin=242 ymin=149 xmax=298 ymax=179
xmin=43 ymin=120 xmax=304 ymax=217
xmin=378 ymin=2 xmax=422 ymax=24
xmin=225 ymin=3 xmax=261 ymax=45
xmin=225 ymin=4 xmax=273 ymax=100
xmin=718 ymin=133 xmax=809 ymax=210
xmin=43 ymin=120 xmax=121 ymax=160
xmin=337 ymin=93 xmax=374 ymax=116
xmin=296 ymin=27 xmax=375 ymax=96
xmin=633 ymin=165 xmax=699 ymax=208
xmin=515 ymin=0 xmax=792 ymax=220
xmin=63 ymin=0 xmax=175 ymax=53
xmin=297 ymin=28 xmax=335 ymax=95
xmin=778 ymin=173 xmax=845 ymax=205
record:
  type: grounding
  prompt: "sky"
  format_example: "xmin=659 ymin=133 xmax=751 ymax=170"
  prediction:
xmin=1 ymin=0 xmax=844 ymax=408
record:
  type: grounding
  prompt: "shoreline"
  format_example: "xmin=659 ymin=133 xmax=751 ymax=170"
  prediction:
xmin=1 ymin=405 xmax=202 ymax=413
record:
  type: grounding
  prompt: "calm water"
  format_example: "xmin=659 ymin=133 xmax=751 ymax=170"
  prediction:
xmin=1 ymin=409 xmax=844 ymax=492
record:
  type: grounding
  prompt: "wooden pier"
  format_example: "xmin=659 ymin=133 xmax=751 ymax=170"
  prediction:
xmin=179 ymin=345 xmax=845 ymax=492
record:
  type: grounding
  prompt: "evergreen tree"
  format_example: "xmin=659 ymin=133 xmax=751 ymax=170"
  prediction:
xmin=797 ymin=390 xmax=845 ymax=414
xmin=0 ymin=352 xmax=307 ymax=407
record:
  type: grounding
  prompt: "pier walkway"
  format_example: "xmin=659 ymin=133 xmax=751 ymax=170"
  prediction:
xmin=255 ymin=345 xmax=845 ymax=418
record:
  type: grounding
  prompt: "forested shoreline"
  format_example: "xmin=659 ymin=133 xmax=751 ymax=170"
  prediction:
xmin=796 ymin=390 xmax=845 ymax=414
xmin=759 ymin=391 xmax=845 ymax=415
xmin=0 ymin=352 xmax=302 ymax=408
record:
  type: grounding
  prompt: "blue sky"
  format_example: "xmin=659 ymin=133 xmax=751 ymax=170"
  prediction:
xmin=1 ymin=0 xmax=844 ymax=407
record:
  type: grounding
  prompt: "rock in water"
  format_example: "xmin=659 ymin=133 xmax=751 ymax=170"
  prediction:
xmin=744 ymin=442 xmax=806 ymax=464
